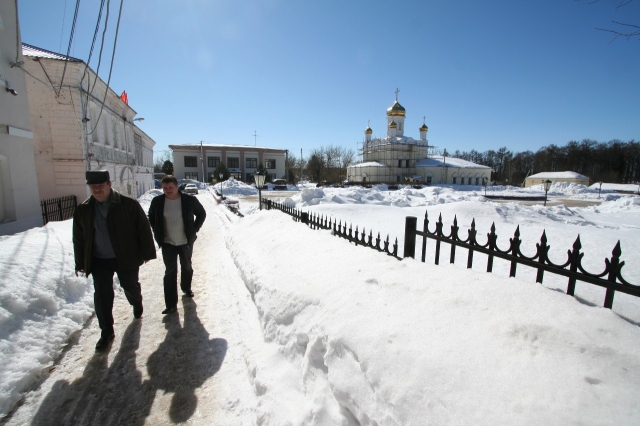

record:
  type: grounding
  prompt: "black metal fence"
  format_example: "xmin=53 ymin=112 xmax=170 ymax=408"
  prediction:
xmin=263 ymin=199 xmax=399 ymax=258
xmin=403 ymin=211 xmax=640 ymax=309
xmin=41 ymin=195 xmax=77 ymax=225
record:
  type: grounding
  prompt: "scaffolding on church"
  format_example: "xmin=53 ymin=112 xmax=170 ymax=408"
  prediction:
xmin=347 ymin=136 xmax=437 ymax=184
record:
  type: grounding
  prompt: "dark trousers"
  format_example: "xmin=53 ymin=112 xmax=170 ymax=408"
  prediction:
xmin=91 ymin=257 xmax=142 ymax=337
xmin=161 ymin=244 xmax=193 ymax=309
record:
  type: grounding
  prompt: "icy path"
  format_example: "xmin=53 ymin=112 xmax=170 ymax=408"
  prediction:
xmin=5 ymin=194 xmax=264 ymax=425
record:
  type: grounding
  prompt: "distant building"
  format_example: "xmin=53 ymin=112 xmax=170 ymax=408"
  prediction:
xmin=524 ymin=171 xmax=589 ymax=188
xmin=170 ymin=143 xmax=288 ymax=183
xmin=347 ymin=95 xmax=490 ymax=185
xmin=21 ymin=43 xmax=156 ymax=202
xmin=0 ymin=2 xmax=42 ymax=235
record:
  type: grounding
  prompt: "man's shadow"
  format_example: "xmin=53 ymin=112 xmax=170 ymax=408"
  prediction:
xmin=29 ymin=299 xmax=226 ymax=425
xmin=30 ymin=320 xmax=155 ymax=425
xmin=146 ymin=298 xmax=227 ymax=423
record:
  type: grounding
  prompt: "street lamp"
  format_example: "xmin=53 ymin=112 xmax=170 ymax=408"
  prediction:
xmin=482 ymin=177 xmax=487 ymax=196
xmin=255 ymin=171 xmax=266 ymax=210
xmin=219 ymin=172 xmax=224 ymax=200
xmin=543 ymin=179 xmax=552 ymax=206
xmin=598 ymin=181 xmax=603 ymax=199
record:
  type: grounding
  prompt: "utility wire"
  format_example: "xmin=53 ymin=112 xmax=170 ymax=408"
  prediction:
xmin=80 ymin=0 xmax=107 ymax=122
xmin=87 ymin=0 xmax=125 ymax=136
xmin=90 ymin=0 xmax=111 ymax=95
xmin=57 ymin=0 xmax=82 ymax=97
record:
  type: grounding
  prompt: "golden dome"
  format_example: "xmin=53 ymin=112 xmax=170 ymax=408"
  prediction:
xmin=386 ymin=100 xmax=406 ymax=117
xmin=365 ymin=126 xmax=373 ymax=134
xmin=420 ymin=123 xmax=428 ymax=131
xmin=388 ymin=120 xmax=397 ymax=128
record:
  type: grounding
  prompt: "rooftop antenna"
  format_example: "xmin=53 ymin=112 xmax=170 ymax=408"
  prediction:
xmin=252 ymin=130 xmax=259 ymax=146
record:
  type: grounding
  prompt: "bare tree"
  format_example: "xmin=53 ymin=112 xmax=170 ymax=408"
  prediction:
xmin=578 ymin=0 xmax=640 ymax=41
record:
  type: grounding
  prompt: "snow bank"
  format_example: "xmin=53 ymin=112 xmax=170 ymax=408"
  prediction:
xmin=227 ymin=211 xmax=640 ymax=425
xmin=0 ymin=221 xmax=93 ymax=416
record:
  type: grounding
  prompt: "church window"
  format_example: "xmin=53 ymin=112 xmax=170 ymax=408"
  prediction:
xmin=426 ymin=176 xmax=432 ymax=184
xmin=468 ymin=177 xmax=472 ymax=185
xmin=398 ymin=160 xmax=403 ymax=168
xmin=405 ymin=160 xmax=409 ymax=168
xmin=475 ymin=177 xmax=479 ymax=185
xmin=453 ymin=177 xmax=457 ymax=184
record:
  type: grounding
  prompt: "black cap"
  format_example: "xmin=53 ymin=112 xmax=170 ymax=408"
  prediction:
xmin=86 ymin=170 xmax=110 ymax=184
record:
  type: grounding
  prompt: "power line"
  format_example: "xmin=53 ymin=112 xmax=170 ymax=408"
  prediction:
xmin=57 ymin=0 xmax=82 ymax=97
xmin=87 ymin=0 xmax=125 ymax=136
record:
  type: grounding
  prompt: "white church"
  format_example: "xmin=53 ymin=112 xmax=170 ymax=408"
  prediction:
xmin=346 ymin=94 xmax=491 ymax=186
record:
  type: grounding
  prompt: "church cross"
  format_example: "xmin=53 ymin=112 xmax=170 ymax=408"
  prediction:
xmin=395 ymin=87 xmax=400 ymax=100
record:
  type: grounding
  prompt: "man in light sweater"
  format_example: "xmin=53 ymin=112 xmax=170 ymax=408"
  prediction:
xmin=148 ymin=176 xmax=206 ymax=314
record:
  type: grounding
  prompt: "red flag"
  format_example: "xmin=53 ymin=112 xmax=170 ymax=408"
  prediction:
xmin=120 ymin=90 xmax=128 ymax=104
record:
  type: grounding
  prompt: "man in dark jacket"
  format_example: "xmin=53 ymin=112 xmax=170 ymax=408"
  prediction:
xmin=148 ymin=176 xmax=206 ymax=315
xmin=73 ymin=170 xmax=156 ymax=350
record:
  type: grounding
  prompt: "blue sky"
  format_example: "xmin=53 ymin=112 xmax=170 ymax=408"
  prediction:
xmin=17 ymin=0 xmax=640 ymax=161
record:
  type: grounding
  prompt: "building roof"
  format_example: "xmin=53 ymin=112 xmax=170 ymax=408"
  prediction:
xmin=22 ymin=43 xmax=82 ymax=62
xmin=170 ymin=143 xmax=287 ymax=152
xmin=415 ymin=156 xmax=492 ymax=169
xmin=350 ymin=161 xmax=388 ymax=168
xmin=528 ymin=171 xmax=589 ymax=179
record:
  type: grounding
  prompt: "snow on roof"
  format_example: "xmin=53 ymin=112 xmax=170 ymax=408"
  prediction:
xmin=22 ymin=43 xmax=82 ymax=62
xmin=528 ymin=171 xmax=589 ymax=179
xmin=415 ymin=156 xmax=491 ymax=169
xmin=350 ymin=161 xmax=388 ymax=168
xmin=169 ymin=143 xmax=287 ymax=152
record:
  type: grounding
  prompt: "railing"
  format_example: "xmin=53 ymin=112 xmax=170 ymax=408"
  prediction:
xmin=263 ymin=199 xmax=399 ymax=258
xmin=403 ymin=211 xmax=640 ymax=309
xmin=41 ymin=195 xmax=77 ymax=225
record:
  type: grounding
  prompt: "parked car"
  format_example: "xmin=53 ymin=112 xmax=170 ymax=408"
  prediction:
xmin=272 ymin=179 xmax=287 ymax=190
xmin=178 ymin=183 xmax=187 ymax=191
xmin=184 ymin=184 xmax=198 ymax=194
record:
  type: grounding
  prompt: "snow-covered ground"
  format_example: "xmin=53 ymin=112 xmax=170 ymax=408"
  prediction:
xmin=1 ymin=182 xmax=640 ymax=424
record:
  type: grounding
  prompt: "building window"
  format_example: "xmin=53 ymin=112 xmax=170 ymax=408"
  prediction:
xmin=468 ymin=177 xmax=472 ymax=185
xmin=207 ymin=172 xmax=217 ymax=183
xmin=405 ymin=160 xmax=409 ymax=168
xmin=185 ymin=156 xmax=197 ymax=167
xmin=426 ymin=176 xmax=432 ymax=184
xmin=475 ymin=177 xmax=479 ymax=185
xmin=398 ymin=159 xmax=403 ymax=168
xmin=227 ymin=157 xmax=239 ymax=168
xmin=230 ymin=172 xmax=243 ymax=180
xmin=265 ymin=159 xmax=276 ymax=169
xmin=208 ymin=156 xmax=220 ymax=168
xmin=185 ymin=172 xmax=198 ymax=180
xmin=453 ymin=177 xmax=457 ymax=184
xmin=246 ymin=158 xmax=257 ymax=168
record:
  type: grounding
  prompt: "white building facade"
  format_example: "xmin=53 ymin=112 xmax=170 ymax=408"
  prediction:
xmin=170 ymin=143 xmax=288 ymax=183
xmin=347 ymin=96 xmax=491 ymax=185
xmin=0 ymin=2 xmax=42 ymax=235
xmin=21 ymin=44 xmax=156 ymax=204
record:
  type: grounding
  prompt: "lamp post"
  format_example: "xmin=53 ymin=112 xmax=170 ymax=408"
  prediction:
xmin=219 ymin=172 xmax=224 ymax=200
xmin=598 ymin=181 xmax=603 ymax=199
xmin=543 ymin=179 xmax=552 ymax=206
xmin=255 ymin=171 xmax=266 ymax=210
xmin=482 ymin=177 xmax=487 ymax=196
